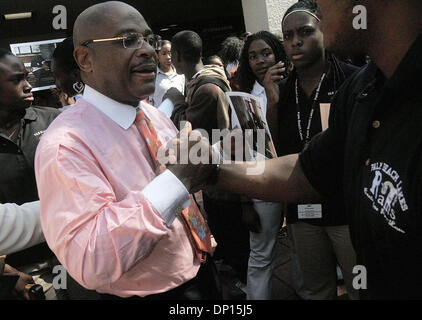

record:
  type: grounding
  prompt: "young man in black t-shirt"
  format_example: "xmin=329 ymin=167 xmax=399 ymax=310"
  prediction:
xmin=0 ymin=49 xmax=62 ymax=299
xmin=262 ymin=0 xmax=359 ymax=300
xmin=173 ymin=0 xmax=422 ymax=299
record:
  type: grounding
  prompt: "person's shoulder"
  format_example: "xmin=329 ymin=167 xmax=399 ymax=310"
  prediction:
xmin=30 ymin=105 xmax=61 ymax=118
xmin=193 ymin=82 xmax=231 ymax=108
xmin=40 ymin=101 xmax=91 ymax=135
xmin=197 ymin=82 xmax=222 ymax=93
xmin=25 ymin=106 xmax=61 ymax=128
xmin=38 ymin=103 xmax=98 ymax=154
xmin=337 ymin=59 xmax=361 ymax=78
xmin=195 ymin=76 xmax=230 ymax=96
xmin=336 ymin=62 xmax=375 ymax=96
xmin=329 ymin=63 xmax=377 ymax=120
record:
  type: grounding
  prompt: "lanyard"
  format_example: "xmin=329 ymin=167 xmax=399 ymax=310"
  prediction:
xmin=295 ymin=73 xmax=326 ymax=146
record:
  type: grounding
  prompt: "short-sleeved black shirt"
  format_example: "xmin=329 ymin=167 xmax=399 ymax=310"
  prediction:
xmin=1 ymin=106 xmax=60 ymax=266
xmin=299 ymin=34 xmax=422 ymax=299
xmin=277 ymin=58 xmax=358 ymax=226
xmin=0 ymin=106 xmax=60 ymax=204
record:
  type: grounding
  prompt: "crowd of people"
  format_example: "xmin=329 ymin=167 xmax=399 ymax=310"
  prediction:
xmin=1 ymin=0 xmax=421 ymax=301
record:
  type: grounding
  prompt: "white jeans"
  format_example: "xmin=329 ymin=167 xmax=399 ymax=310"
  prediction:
xmin=246 ymin=200 xmax=282 ymax=300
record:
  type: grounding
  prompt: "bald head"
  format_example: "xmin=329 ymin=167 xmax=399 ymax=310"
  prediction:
xmin=72 ymin=1 xmax=157 ymax=106
xmin=73 ymin=1 xmax=144 ymax=47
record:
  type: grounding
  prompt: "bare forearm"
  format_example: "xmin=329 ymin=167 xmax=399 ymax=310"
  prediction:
xmin=216 ymin=154 xmax=322 ymax=203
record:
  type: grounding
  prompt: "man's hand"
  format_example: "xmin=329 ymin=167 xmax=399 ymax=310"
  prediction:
xmin=163 ymin=87 xmax=185 ymax=105
xmin=3 ymin=264 xmax=35 ymax=300
xmin=164 ymin=122 xmax=218 ymax=193
xmin=263 ymin=61 xmax=285 ymax=107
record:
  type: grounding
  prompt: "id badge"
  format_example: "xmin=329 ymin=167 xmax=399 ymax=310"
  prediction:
xmin=320 ymin=103 xmax=331 ymax=131
xmin=298 ymin=204 xmax=322 ymax=219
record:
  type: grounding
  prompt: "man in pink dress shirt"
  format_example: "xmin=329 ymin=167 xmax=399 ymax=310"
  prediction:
xmin=34 ymin=1 xmax=220 ymax=299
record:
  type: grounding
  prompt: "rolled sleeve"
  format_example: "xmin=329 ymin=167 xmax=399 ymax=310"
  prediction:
xmin=141 ymin=169 xmax=191 ymax=226
xmin=0 ymin=201 xmax=44 ymax=255
xmin=35 ymin=142 xmax=174 ymax=290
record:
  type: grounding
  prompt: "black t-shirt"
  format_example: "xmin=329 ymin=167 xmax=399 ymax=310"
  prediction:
xmin=1 ymin=106 xmax=60 ymax=267
xmin=299 ymin=34 xmax=422 ymax=299
xmin=277 ymin=58 xmax=358 ymax=226
xmin=0 ymin=106 xmax=60 ymax=204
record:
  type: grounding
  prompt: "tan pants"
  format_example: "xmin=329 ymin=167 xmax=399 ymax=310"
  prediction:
xmin=290 ymin=222 xmax=359 ymax=300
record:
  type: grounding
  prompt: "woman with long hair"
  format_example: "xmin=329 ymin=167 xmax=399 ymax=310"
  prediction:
xmin=235 ymin=30 xmax=287 ymax=300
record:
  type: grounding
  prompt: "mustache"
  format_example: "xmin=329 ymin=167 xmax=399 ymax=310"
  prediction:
xmin=131 ymin=59 xmax=157 ymax=70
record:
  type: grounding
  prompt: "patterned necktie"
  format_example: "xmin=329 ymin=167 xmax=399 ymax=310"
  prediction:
xmin=135 ymin=107 xmax=212 ymax=263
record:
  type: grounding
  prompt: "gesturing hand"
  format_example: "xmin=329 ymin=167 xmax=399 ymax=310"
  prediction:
xmin=3 ymin=264 xmax=35 ymax=300
xmin=163 ymin=122 xmax=218 ymax=193
xmin=162 ymin=87 xmax=185 ymax=105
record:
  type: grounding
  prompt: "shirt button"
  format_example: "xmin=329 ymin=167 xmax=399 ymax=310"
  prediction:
xmin=372 ymin=120 xmax=381 ymax=129
xmin=365 ymin=159 xmax=370 ymax=166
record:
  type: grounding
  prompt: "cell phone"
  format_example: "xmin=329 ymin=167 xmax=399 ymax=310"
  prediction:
xmin=25 ymin=284 xmax=46 ymax=300
xmin=280 ymin=59 xmax=290 ymax=78
xmin=273 ymin=60 xmax=289 ymax=85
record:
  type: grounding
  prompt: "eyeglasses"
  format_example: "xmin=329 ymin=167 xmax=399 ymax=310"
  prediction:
xmin=81 ymin=33 xmax=162 ymax=50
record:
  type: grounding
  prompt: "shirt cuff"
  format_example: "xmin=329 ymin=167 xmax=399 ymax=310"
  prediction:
xmin=141 ymin=169 xmax=191 ymax=227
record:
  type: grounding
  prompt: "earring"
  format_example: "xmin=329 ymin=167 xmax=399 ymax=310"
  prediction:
xmin=72 ymin=82 xmax=85 ymax=95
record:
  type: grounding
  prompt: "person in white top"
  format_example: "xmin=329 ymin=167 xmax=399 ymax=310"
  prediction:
xmin=235 ymin=31 xmax=287 ymax=300
xmin=0 ymin=201 xmax=44 ymax=255
xmin=0 ymin=201 xmax=44 ymax=300
xmin=150 ymin=40 xmax=185 ymax=107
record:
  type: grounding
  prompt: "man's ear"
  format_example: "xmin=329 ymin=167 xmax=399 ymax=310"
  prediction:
xmin=73 ymin=46 xmax=93 ymax=74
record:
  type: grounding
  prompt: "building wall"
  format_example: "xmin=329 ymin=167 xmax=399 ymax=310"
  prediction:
xmin=241 ymin=0 xmax=295 ymax=34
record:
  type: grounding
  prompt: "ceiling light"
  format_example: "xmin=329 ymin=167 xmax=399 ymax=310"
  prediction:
xmin=4 ymin=12 xmax=32 ymax=20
